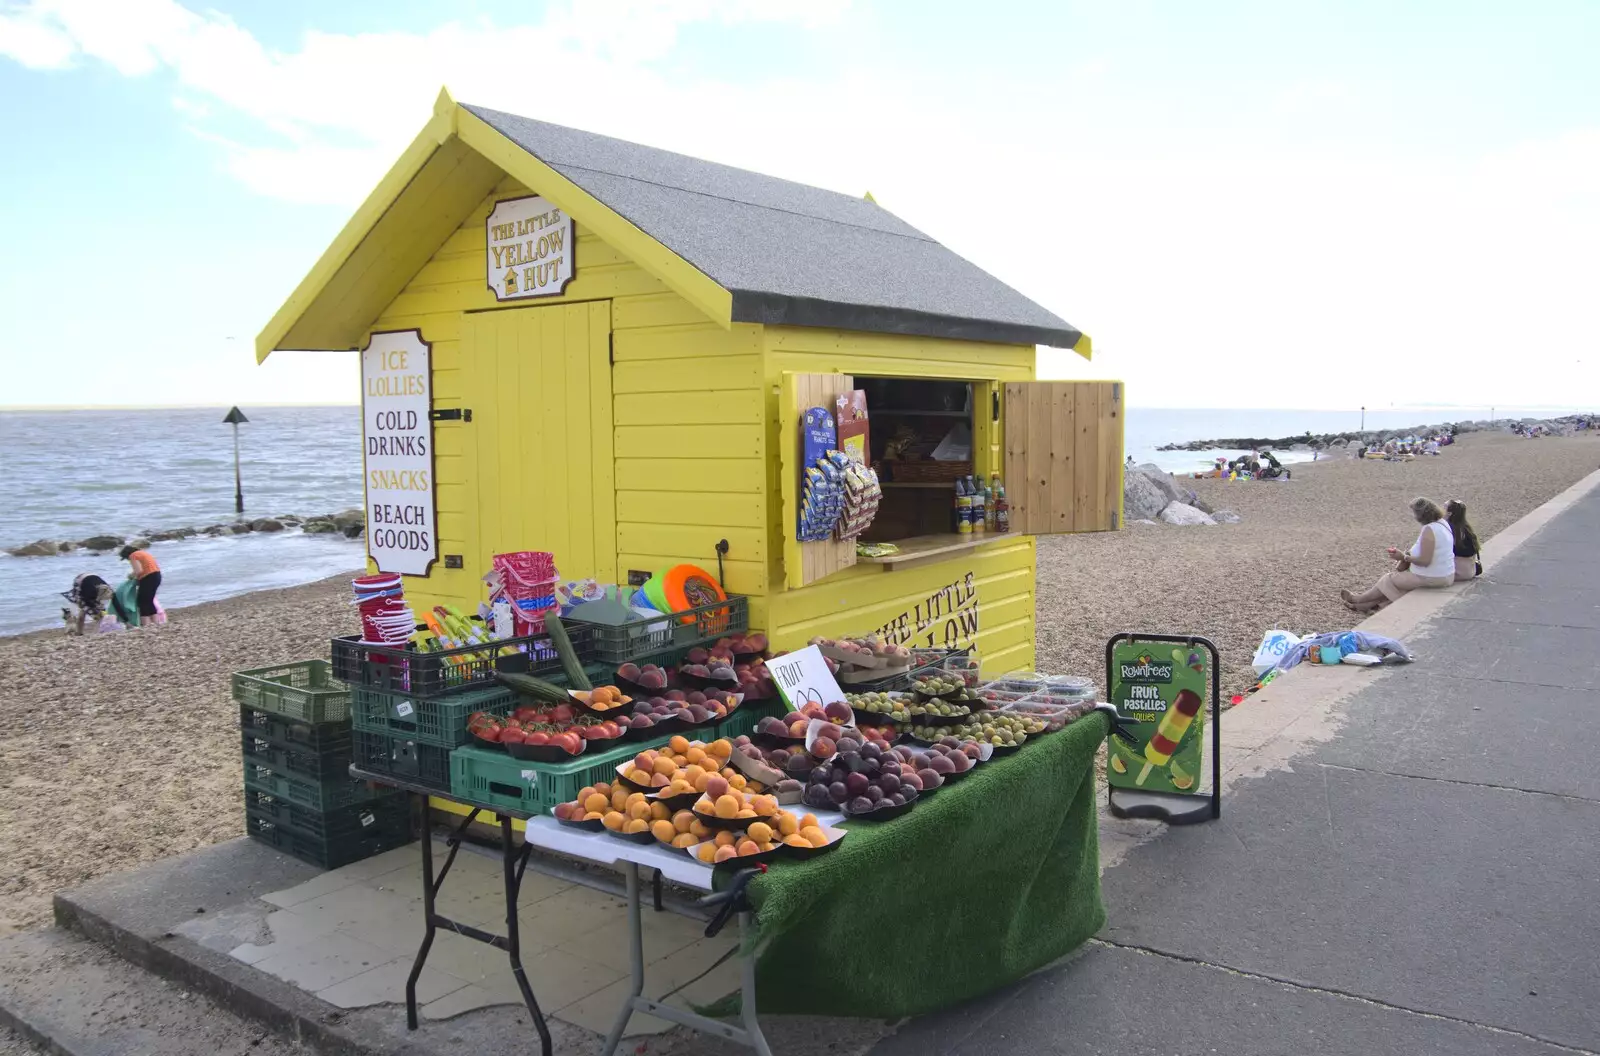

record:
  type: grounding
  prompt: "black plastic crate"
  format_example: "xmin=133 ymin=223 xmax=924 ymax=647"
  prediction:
xmin=330 ymin=624 xmax=589 ymax=698
xmin=240 ymin=705 xmax=352 ymax=754
xmin=568 ymin=595 xmax=749 ymax=665
xmin=243 ymin=782 xmax=409 ymax=840
xmin=350 ymin=684 xmax=514 ymax=749
xmin=246 ymin=810 xmax=414 ymax=869
xmin=242 ymin=761 xmax=391 ymax=812
xmin=352 ymin=729 xmax=452 ymax=792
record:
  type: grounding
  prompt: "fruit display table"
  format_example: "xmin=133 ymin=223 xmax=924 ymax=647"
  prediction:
xmin=727 ymin=710 xmax=1109 ymax=1017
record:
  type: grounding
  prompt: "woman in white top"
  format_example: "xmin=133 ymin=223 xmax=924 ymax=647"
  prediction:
xmin=1341 ymin=497 xmax=1456 ymax=613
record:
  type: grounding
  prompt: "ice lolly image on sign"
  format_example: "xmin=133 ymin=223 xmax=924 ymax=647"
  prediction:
xmin=1136 ymin=688 xmax=1204 ymax=786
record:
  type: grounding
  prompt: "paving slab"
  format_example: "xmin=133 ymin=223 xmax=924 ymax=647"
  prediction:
xmin=869 ymin=943 xmax=1577 ymax=1056
xmin=1100 ymin=762 xmax=1600 ymax=1051
xmin=1443 ymin=579 xmax=1600 ymax=629
xmin=1407 ymin=617 xmax=1600 ymax=691
xmin=1314 ymin=671 xmax=1600 ymax=800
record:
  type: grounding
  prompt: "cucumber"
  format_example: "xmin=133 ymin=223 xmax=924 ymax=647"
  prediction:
xmin=543 ymin=614 xmax=592 ymax=690
xmin=493 ymin=671 xmax=569 ymax=704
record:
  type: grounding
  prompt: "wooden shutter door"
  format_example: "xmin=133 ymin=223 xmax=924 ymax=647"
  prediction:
xmin=781 ymin=372 xmax=857 ymax=588
xmin=1003 ymin=381 xmax=1124 ymax=534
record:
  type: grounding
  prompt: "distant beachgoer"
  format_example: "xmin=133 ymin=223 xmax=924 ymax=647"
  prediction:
xmin=1340 ymin=497 xmax=1456 ymax=613
xmin=1446 ymin=500 xmax=1481 ymax=581
xmin=119 ymin=545 xmax=163 ymax=621
xmin=63 ymin=572 xmax=124 ymax=633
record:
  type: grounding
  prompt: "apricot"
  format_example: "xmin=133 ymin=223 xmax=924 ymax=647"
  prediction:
xmin=684 ymin=764 xmax=707 ymax=785
xmin=685 ymin=747 xmax=708 ymax=767
xmin=671 ymin=810 xmax=695 ymax=833
xmin=746 ymin=822 xmax=773 ymax=844
xmin=800 ymin=814 xmax=819 ymax=830
xmin=628 ymin=767 xmax=652 ymax=785
xmin=592 ymin=781 xmax=612 ymax=799
xmin=603 ymin=812 xmax=626 ymax=832
xmin=715 ymin=794 xmax=741 ymax=819
xmin=625 ymin=817 xmax=650 ymax=834
xmin=584 ymin=811 xmax=603 ymax=821
xmin=628 ymin=800 xmax=652 ymax=821
xmin=584 ymin=793 xmax=608 ymax=814
xmin=728 ymin=773 xmax=747 ymax=792
xmin=709 ymin=739 xmax=733 ymax=759
xmin=714 ymin=845 xmax=738 ymax=863
xmin=650 ymin=801 xmax=671 ymax=821
xmin=634 ymin=752 xmax=656 ymax=772
xmin=778 ymin=813 xmax=799 ymax=837
xmin=714 ymin=829 xmax=738 ymax=847
xmin=736 ymin=808 xmax=756 ymax=818
xmin=669 ymin=735 xmax=690 ymax=754
xmin=626 ymin=792 xmax=647 ymax=808
xmin=736 ymin=839 xmax=760 ymax=857
xmin=670 ymin=779 xmax=694 ymax=795
xmin=800 ymin=825 xmax=827 ymax=847
xmin=690 ymin=819 xmax=711 ymax=840
xmin=783 ymin=833 xmax=811 ymax=848
xmin=651 ymin=820 xmax=676 ymax=843
xmin=653 ymin=756 xmax=678 ymax=777
xmin=698 ymin=843 xmax=718 ymax=863
xmin=671 ymin=833 xmax=697 ymax=848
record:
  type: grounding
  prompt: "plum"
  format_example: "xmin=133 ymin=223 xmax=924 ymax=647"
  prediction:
xmin=836 ymin=737 xmax=862 ymax=755
xmin=859 ymin=742 xmax=882 ymax=761
xmin=949 ymin=753 xmax=971 ymax=773
xmin=844 ymin=772 xmax=870 ymax=796
xmin=887 ymin=793 xmax=906 ymax=806
xmin=961 ymin=743 xmax=981 ymax=760
xmin=810 ymin=766 xmax=832 ymax=785
xmin=878 ymin=760 xmax=901 ymax=778
xmin=687 ymin=647 xmax=710 ymax=664
xmin=785 ymin=754 xmax=813 ymax=776
xmin=803 ymin=784 xmax=832 ymax=809
xmin=829 ymin=782 xmax=850 ymax=805
xmin=879 ymin=772 xmax=902 ymax=794
xmin=687 ymin=705 xmax=710 ymax=723
xmin=865 ymin=786 xmax=884 ymax=804
xmin=848 ymin=796 xmax=874 ymax=814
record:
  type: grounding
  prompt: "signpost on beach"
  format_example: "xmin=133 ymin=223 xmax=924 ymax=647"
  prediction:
xmin=222 ymin=406 xmax=248 ymax=514
xmin=1105 ymin=633 xmax=1222 ymax=825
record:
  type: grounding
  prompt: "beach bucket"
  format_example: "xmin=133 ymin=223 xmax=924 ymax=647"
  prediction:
xmin=352 ymin=574 xmax=414 ymax=645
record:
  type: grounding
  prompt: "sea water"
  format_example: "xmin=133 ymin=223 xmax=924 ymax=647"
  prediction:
xmin=0 ymin=403 xmax=1585 ymax=636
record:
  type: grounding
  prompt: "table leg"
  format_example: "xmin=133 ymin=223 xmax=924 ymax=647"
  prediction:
xmin=599 ymin=861 xmax=644 ymax=1056
xmin=737 ymin=910 xmax=774 ymax=1056
xmin=499 ymin=814 xmax=553 ymax=1056
xmin=404 ymin=793 xmax=433 ymax=1030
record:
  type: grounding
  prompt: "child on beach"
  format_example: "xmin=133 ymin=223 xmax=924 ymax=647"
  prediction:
xmin=118 ymin=545 xmax=163 ymax=623
xmin=1340 ymin=497 xmax=1455 ymax=613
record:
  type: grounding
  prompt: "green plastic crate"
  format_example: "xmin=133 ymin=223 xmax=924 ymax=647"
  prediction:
xmin=242 ymin=760 xmax=391 ymax=811
xmin=449 ymin=735 xmax=669 ymax=816
xmin=351 ymin=685 xmax=514 ymax=748
xmin=233 ymin=660 xmax=352 ymax=723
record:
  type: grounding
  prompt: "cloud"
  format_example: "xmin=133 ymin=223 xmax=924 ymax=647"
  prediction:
xmin=0 ymin=7 xmax=75 ymax=68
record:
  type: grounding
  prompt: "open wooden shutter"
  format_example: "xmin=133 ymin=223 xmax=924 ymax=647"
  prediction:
xmin=1003 ymin=381 xmax=1124 ymax=534
xmin=781 ymin=372 xmax=857 ymax=588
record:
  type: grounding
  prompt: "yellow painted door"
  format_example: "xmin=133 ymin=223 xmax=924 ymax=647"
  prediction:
xmin=780 ymin=372 xmax=858 ymax=588
xmin=1002 ymin=381 xmax=1124 ymax=533
xmin=462 ymin=302 xmax=617 ymax=585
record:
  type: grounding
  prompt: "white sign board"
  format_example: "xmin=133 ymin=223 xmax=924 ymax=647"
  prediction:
xmin=767 ymin=645 xmax=847 ymax=709
xmin=486 ymin=195 xmax=575 ymax=301
xmin=361 ymin=330 xmax=438 ymax=576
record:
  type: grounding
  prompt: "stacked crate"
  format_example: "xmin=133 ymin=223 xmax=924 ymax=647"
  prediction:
xmin=234 ymin=660 xmax=413 ymax=869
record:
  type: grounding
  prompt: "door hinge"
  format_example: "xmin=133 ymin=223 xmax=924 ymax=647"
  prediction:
xmin=608 ymin=333 xmax=614 ymax=367
xmin=429 ymin=408 xmax=472 ymax=422
xmin=1111 ymin=382 xmax=1122 ymax=404
xmin=992 ymin=390 xmax=1000 ymax=422
xmin=1111 ymin=511 xmax=1120 ymax=530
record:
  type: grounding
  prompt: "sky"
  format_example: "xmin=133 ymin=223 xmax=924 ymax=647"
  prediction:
xmin=1 ymin=0 xmax=1597 ymax=411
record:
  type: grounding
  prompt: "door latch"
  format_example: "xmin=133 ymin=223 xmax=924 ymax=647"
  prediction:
xmin=429 ymin=408 xmax=472 ymax=422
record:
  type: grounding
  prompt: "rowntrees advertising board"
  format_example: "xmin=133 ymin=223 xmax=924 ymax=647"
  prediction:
xmin=1107 ymin=641 xmax=1208 ymax=795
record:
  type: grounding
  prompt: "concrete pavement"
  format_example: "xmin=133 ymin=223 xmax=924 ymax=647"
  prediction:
xmin=875 ymin=474 xmax=1600 ymax=1055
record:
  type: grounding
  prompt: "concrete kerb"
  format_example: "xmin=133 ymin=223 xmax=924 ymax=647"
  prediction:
xmin=1101 ymin=463 xmax=1600 ymax=868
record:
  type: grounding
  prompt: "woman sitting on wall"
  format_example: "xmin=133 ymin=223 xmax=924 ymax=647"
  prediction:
xmin=1446 ymin=499 xmax=1482 ymax=581
xmin=1340 ymin=497 xmax=1456 ymax=613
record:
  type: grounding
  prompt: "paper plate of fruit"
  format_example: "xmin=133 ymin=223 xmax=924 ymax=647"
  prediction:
xmin=801 ymin=740 xmax=918 ymax=818
xmin=779 ymin=819 xmax=847 ymax=861
xmin=906 ymin=699 xmax=972 ymax=725
xmin=911 ymin=676 xmax=978 ymax=703
xmin=691 ymin=832 xmax=783 ymax=866
xmin=846 ymin=691 xmax=913 ymax=726
xmin=677 ymin=649 xmax=745 ymax=691
xmin=613 ymin=662 xmax=673 ymax=699
xmin=553 ymin=782 xmax=623 ymax=832
xmin=691 ymin=786 xmax=783 ymax=831
xmin=599 ymin=788 xmax=677 ymax=844
xmin=571 ymin=686 xmax=632 ymax=715
xmin=652 ymin=806 xmax=711 ymax=853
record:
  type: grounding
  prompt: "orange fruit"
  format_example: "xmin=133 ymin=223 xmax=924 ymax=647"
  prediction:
xmin=728 ymin=773 xmax=748 ymax=792
xmin=800 ymin=814 xmax=819 ymax=830
xmin=746 ymin=822 xmax=773 ymax=844
xmin=651 ymin=820 xmax=675 ymax=843
xmin=685 ymin=747 xmax=707 ymax=767
xmin=800 ymin=825 xmax=826 ymax=846
xmin=735 ymin=808 xmax=756 ymax=819
xmin=715 ymin=795 xmax=741 ymax=819
xmin=633 ymin=751 xmax=656 ymax=772
xmin=626 ymin=792 xmax=647 ymax=807
xmin=611 ymin=788 xmax=630 ymax=811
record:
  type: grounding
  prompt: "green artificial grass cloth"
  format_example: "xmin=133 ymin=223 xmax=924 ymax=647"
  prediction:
xmin=708 ymin=713 xmax=1107 ymax=1018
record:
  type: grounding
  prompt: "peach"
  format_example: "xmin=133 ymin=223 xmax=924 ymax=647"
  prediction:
xmin=714 ymin=844 xmax=738 ymax=863
xmin=705 ymin=775 xmax=730 ymax=799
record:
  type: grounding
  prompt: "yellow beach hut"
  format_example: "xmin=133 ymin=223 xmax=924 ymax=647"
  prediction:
xmin=258 ymin=90 xmax=1123 ymax=674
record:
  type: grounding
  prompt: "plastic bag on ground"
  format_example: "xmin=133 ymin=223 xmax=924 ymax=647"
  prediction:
xmin=1252 ymin=629 xmax=1301 ymax=676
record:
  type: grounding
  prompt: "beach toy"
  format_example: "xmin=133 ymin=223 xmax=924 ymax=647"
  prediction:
xmin=1135 ymin=688 xmax=1203 ymax=786
xmin=652 ymin=564 xmax=727 ymax=620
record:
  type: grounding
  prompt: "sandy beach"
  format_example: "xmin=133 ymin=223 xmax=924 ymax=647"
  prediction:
xmin=0 ymin=430 xmax=1594 ymax=931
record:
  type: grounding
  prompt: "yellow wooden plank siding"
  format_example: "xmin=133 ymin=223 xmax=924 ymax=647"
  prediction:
xmin=612 ymin=318 xmax=766 ymax=604
xmin=362 ymin=169 xmax=683 ymax=616
xmin=758 ymin=326 xmax=1039 ymax=674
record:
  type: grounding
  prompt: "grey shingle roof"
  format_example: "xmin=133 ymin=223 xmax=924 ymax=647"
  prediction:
xmin=464 ymin=104 xmax=1083 ymax=349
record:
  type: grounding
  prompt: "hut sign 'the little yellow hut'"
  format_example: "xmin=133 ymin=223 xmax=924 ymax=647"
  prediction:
xmin=486 ymin=195 xmax=574 ymax=300
xmin=361 ymin=329 xmax=438 ymax=576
